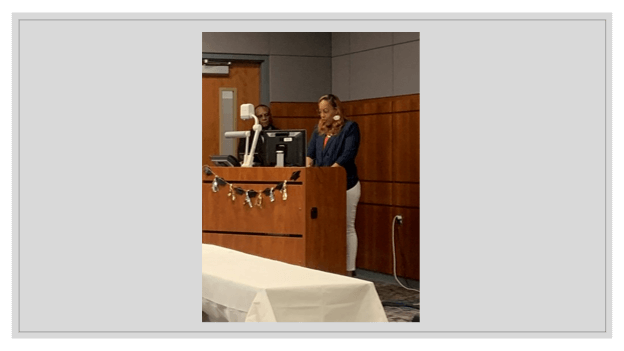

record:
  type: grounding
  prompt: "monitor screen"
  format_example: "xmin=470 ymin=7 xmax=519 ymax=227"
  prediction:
xmin=261 ymin=129 xmax=307 ymax=167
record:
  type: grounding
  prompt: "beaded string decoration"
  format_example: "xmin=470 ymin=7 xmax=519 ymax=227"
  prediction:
xmin=203 ymin=165 xmax=301 ymax=209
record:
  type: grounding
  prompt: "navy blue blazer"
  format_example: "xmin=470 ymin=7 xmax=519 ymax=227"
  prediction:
xmin=307 ymin=120 xmax=360 ymax=190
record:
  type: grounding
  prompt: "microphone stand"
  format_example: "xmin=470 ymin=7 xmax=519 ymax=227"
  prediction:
xmin=241 ymin=114 xmax=261 ymax=168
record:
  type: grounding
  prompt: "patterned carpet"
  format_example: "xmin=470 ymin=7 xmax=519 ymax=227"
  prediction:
xmin=371 ymin=281 xmax=420 ymax=322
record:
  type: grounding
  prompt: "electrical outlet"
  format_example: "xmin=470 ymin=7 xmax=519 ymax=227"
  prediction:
xmin=396 ymin=215 xmax=403 ymax=225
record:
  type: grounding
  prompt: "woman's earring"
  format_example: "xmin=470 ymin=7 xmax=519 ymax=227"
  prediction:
xmin=333 ymin=115 xmax=340 ymax=121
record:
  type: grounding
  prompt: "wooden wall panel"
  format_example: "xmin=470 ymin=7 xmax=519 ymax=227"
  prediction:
xmin=359 ymin=181 xmax=392 ymax=206
xmin=393 ymin=183 xmax=420 ymax=208
xmin=351 ymin=114 xmax=393 ymax=181
xmin=346 ymin=98 xmax=393 ymax=116
xmin=271 ymin=102 xmax=319 ymax=143
xmin=393 ymin=94 xmax=420 ymax=113
xmin=391 ymin=96 xmax=419 ymax=279
xmin=355 ymin=205 xmax=419 ymax=279
xmin=340 ymin=101 xmax=354 ymax=116
xmin=392 ymin=112 xmax=420 ymax=182
xmin=355 ymin=204 xmax=394 ymax=274
xmin=271 ymin=102 xmax=318 ymax=117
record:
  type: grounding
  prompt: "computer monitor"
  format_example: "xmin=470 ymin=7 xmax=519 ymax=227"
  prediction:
xmin=261 ymin=129 xmax=307 ymax=167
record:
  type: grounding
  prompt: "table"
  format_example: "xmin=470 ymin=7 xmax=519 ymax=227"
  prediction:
xmin=202 ymin=244 xmax=388 ymax=322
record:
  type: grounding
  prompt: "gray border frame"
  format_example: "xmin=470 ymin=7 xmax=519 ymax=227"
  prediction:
xmin=12 ymin=12 xmax=612 ymax=338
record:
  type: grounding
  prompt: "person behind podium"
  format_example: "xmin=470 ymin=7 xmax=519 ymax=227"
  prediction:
xmin=306 ymin=94 xmax=361 ymax=277
xmin=237 ymin=104 xmax=278 ymax=164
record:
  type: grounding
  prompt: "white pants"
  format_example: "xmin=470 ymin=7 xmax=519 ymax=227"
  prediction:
xmin=346 ymin=181 xmax=361 ymax=272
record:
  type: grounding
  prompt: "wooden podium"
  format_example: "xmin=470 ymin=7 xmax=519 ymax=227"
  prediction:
xmin=202 ymin=167 xmax=347 ymax=275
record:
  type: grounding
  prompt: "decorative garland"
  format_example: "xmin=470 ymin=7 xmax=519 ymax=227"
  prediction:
xmin=203 ymin=165 xmax=301 ymax=208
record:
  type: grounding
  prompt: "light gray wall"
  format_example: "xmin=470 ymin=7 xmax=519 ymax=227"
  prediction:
xmin=202 ymin=32 xmax=332 ymax=102
xmin=201 ymin=32 xmax=420 ymax=103
xmin=332 ymin=32 xmax=420 ymax=101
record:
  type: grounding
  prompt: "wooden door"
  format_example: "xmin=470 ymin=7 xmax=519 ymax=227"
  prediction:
xmin=202 ymin=62 xmax=261 ymax=166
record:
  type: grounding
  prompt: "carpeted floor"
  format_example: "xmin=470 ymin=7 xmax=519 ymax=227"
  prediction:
xmin=353 ymin=268 xmax=420 ymax=322
xmin=371 ymin=281 xmax=420 ymax=322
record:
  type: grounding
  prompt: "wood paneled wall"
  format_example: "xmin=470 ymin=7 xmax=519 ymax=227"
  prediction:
xmin=271 ymin=94 xmax=420 ymax=280
xmin=270 ymin=102 xmax=319 ymax=141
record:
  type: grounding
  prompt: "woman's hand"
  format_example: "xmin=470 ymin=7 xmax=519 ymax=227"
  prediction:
xmin=331 ymin=163 xmax=341 ymax=168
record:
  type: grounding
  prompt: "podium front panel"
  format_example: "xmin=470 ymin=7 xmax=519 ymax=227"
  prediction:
xmin=202 ymin=182 xmax=305 ymax=235
xmin=202 ymin=232 xmax=305 ymax=266
xmin=202 ymin=166 xmax=347 ymax=275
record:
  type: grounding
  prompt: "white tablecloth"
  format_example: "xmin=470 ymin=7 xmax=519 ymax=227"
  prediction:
xmin=202 ymin=244 xmax=388 ymax=322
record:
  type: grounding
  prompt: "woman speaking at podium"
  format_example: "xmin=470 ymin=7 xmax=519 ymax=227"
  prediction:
xmin=306 ymin=94 xmax=361 ymax=277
